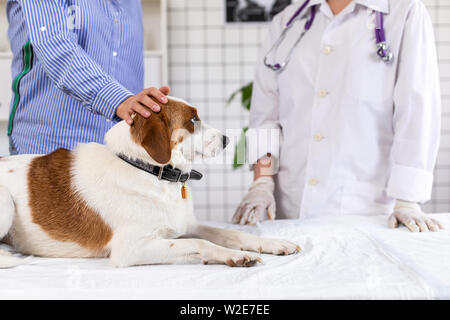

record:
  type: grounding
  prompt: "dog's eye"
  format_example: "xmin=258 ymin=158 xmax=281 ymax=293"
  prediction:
xmin=190 ymin=115 xmax=200 ymax=124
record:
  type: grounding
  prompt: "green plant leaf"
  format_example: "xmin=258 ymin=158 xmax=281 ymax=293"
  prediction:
xmin=240 ymin=82 xmax=253 ymax=111
xmin=227 ymin=82 xmax=253 ymax=111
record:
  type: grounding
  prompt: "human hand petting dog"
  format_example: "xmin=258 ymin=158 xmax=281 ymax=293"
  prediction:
xmin=233 ymin=176 xmax=276 ymax=225
xmin=388 ymin=200 xmax=444 ymax=232
xmin=116 ymin=86 xmax=171 ymax=125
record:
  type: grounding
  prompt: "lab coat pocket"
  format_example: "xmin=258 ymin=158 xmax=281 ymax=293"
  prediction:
xmin=340 ymin=182 xmax=392 ymax=216
xmin=345 ymin=44 xmax=395 ymax=105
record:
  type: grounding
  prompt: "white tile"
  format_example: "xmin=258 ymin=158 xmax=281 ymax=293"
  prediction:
xmin=170 ymin=84 xmax=188 ymax=98
xmin=168 ymin=11 xmax=185 ymax=27
xmin=169 ymin=47 xmax=187 ymax=63
xmin=225 ymin=28 xmax=241 ymax=44
xmin=433 ymin=183 xmax=450 ymax=201
xmin=189 ymin=47 xmax=206 ymax=64
xmin=226 ymin=103 xmax=248 ymax=118
xmin=437 ymin=8 xmax=450 ymax=24
xmin=170 ymin=65 xmax=187 ymax=81
xmin=169 ymin=29 xmax=187 ymax=45
xmin=206 ymin=47 xmax=223 ymax=63
xmin=438 ymin=44 xmax=450 ymax=60
xmin=186 ymin=0 xmax=204 ymax=8
xmin=243 ymin=64 xmax=256 ymax=80
xmin=206 ymin=65 xmax=224 ymax=81
xmin=189 ymin=65 xmax=206 ymax=81
xmin=187 ymin=29 xmax=205 ymax=45
xmin=207 ymin=82 xmax=225 ymax=99
xmin=168 ymin=0 xmax=185 ymax=9
xmin=189 ymin=83 xmax=206 ymax=101
xmin=206 ymin=29 xmax=223 ymax=45
xmin=225 ymin=65 xmax=241 ymax=81
xmin=441 ymin=80 xmax=450 ymax=96
xmin=440 ymin=62 xmax=450 ymax=78
xmin=227 ymin=188 xmax=248 ymax=207
xmin=422 ymin=0 xmax=436 ymax=8
xmin=188 ymin=10 xmax=205 ymax=26
xmin=190 ymin=83 xmax=207 ymax=100
xmin=206 ymin=9 xmax=224 ymax=26
xmin=437 ymin=0 xmax=450 ymax=5
xmin=242 ymin=28 xmax=260 ymax=45
xmin=441 ymin=99 xmax=450 ymax=113
xmin=242 ymin=47 xmax=259 ymax=63
xmin=437 ymin=26 xmax=450 ymax=43
xmin=205 ymin=0 xmax=223 ymax=8
xmin=225 ymin=47 xmax=241 ymax=63
xmin=206 ymin=101 xmax=226 ymax=117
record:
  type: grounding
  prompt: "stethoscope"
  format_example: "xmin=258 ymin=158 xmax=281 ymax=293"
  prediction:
xmin=264 ymin=0 xmax=394 ymax=72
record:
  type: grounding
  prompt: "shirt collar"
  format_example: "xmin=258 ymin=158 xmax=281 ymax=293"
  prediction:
xmin=303 ymin=0 xmax=389 ymax=14
xmin=353 ymin=0 xmax=390 ymax=14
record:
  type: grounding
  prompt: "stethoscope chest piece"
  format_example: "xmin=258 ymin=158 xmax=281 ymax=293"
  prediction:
xmin=377 ymin=42 xmax=393 ymax=62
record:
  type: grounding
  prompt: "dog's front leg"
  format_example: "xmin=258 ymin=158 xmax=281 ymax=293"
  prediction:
xmin=188 ymin=224 xmax=300 ymax=256
xmin=109 ymin=238 xmax=261 ymax=267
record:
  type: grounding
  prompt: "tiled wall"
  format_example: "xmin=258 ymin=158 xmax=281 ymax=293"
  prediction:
xmin=171 ymin=0 xmax=449 ymax=221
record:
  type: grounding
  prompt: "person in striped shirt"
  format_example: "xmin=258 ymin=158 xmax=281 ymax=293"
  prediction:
xmin=6 ymin=0 xmax=168 ymax=155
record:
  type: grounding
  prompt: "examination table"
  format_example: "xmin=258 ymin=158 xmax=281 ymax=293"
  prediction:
xmin=1 ymin=214 xmax=449 ymax=299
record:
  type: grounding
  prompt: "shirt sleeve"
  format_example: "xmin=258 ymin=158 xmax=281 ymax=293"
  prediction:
xmin=248 ymin=14 xmax=282 ymax=164
xmin=386 ymin=1 xmax=441 ymax=203
xmin=19 ymin=0 xmax=133 ymax=120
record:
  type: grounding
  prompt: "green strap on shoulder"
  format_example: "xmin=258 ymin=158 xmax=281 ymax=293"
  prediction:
xmin=8 ymin=41 xmax=33 ymax=136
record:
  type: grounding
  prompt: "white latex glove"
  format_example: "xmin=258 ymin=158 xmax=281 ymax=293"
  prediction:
xmin=232 ymin=177 xmax=276 ymax=225
xmin=388 ymin=200 xmax=444 ymax=232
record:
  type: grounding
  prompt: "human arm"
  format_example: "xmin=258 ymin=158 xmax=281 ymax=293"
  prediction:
xmin=386 ymin=2 xmax=441 ymax=231
xmin=19 ymin=0 xmax=167 ymax=121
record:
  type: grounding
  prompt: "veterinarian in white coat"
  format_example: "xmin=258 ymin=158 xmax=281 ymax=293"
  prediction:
xmin=233 ymin=0 xmax=443 ymax=232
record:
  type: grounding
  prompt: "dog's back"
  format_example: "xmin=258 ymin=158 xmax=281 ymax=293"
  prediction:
xmin=0 ymin=151 xmax=111 ymax=262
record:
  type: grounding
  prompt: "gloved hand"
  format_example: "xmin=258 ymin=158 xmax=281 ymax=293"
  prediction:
xmin=232 ymin=177 xmax=276 ymax=225
xmin=388 ymin=200 xmax=444 ymax=232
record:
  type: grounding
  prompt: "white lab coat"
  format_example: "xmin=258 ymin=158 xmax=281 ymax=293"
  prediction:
xmin=249 ymin=0 xmax=441 ymax=219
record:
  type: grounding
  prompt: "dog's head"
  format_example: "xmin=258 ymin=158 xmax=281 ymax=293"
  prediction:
xmin=129 ymin=97 xmax=229 ymax=165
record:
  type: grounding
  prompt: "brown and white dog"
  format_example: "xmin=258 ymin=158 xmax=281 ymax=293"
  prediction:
xmin=0 ymin=97 xmax=300 ymax=268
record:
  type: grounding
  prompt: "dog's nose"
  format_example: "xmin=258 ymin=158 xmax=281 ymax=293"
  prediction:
xmin=222 ymin=136 xmax=230 ymax=148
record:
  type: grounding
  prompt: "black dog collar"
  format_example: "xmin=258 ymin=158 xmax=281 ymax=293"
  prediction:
xmin=117 ymin=154 xmax=203 ymax=183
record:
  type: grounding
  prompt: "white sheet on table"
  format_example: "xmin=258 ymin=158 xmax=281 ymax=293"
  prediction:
xmin=0 ymin=214 xmax=449 ymax=299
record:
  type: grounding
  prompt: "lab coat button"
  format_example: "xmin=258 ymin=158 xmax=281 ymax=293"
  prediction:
xmin=322 ymin=46 xmax=332 ymax=55
xmin=309 ymin=178 xmax=318 ymax=186
xmin=318 ymin=90 xmax=328 ymax=98
xmin=313 ymin=134 xmax=324 ymax=142
xmin=113 ymin=51 xmax=118 ymax=57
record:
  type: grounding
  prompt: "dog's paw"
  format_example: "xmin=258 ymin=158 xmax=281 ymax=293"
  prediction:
xmin=0 ymin=249 xmax=12 ymax=256
xmin=206 ymin=249 xmax=262 ymax=267
xmin=255 ymin=238 xmax=301 ymax=256
xmin=225 ymin=251 xmax=262 ymax=267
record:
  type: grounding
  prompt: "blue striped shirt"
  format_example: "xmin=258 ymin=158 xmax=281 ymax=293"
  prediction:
xmin=6 ymin=0 xmax=144 ymax=154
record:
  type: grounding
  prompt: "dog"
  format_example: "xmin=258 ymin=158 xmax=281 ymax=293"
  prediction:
xmin=0 ymin=97 xmax=300 ymax=268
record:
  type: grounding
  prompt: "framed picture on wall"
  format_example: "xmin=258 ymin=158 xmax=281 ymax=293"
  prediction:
xmin=225 ymin=0 xmax=293 ymax=23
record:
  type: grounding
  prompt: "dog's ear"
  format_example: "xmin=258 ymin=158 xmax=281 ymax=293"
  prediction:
xmin=141 ymin=115 xmax=172 ymax=164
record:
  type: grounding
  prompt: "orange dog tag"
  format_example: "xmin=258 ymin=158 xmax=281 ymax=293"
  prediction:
xmin=181 ymin=185 xmax=187 ymax=199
